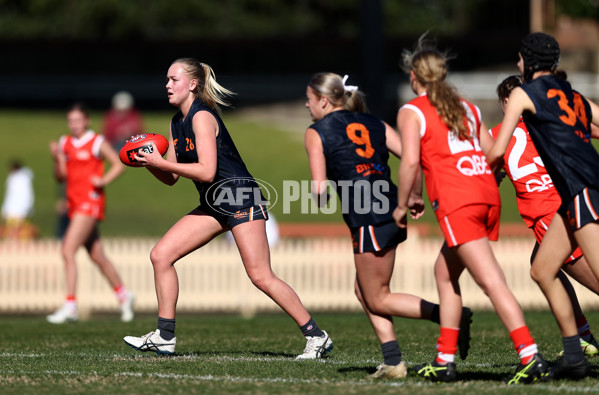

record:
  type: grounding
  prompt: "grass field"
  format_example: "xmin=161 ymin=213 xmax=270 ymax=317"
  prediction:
xmin=1 ymin=311 xmax=598 ymax=393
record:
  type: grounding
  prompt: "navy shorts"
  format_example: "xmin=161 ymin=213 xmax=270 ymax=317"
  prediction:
xmin=350 ymin=220 xmax=407 ymax=254
xmin=194 ymin=204 xmax=269 ymax=229
xmin=560 ymin=187 xmax=599 ymax=231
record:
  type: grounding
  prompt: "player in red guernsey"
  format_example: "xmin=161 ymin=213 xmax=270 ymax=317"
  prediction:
xmin=47 ymin=103 xmax=134 ymax=324
xmin=396 ymin=40 xmax=548 ymax=384
xmin=60 ymin=128 xmax=106 ymax=220
xmin=491 ymin=75 xmax=599 ymax=358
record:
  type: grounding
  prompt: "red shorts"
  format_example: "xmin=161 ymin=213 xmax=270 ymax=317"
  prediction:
xmin=438 ymin=204 xmax=500 ymax=248
xmin=532 ymin=213 xmax=583 ymax=264
xmin=68 ymin=199 xmax=105 ymax=221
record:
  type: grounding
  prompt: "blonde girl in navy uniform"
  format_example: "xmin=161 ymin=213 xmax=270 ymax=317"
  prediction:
xmin=124 ymin=58 xmax=332 ymax=359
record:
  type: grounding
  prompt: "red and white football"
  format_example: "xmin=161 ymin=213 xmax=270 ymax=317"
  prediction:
xmin=119 ymin=133 xmax=169 ymax=167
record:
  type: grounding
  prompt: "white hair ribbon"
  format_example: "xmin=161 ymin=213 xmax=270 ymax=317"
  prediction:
xmin=342 ymin=75 xmax=359 ymax=92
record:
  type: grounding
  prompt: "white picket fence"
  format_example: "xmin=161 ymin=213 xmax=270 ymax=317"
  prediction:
xmin=1 ymin=235 xmax=598 ymax=318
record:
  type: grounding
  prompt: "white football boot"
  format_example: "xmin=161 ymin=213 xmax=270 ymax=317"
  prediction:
xmin=370 ymin=361 xmax=408 ymax=378
xmin=120 ymin=292 xmax=135 ymax=322
xmin=46 ymin=303 xmax=78 ymax=324
xmin=296 ymin=330 xmax=333 ymax=360
xmin=123 ymin=329 xmax=176 ymax=355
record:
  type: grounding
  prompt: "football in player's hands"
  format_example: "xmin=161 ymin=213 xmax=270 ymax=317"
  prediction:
xmin=119 ymin=133 xmax=168 ymax=167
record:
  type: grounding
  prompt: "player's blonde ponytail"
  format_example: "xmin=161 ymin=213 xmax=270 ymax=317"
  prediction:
xmin=172 ymin=57 xmax=235 ymax=114
xmin=402 ymin=38 xmax=471 ymax=141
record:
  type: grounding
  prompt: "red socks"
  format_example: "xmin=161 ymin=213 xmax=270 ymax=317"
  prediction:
xmin=436 ymin=327 xmax=459 ymax=364
xmin=510 ymin=326 xmax=538 ymax=365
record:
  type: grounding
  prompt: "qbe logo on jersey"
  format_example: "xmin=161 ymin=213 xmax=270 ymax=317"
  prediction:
xmin=447 ymin=131 xmax=491 ymax=177
xmin=205 ymin=177 xmax=277 ymax=216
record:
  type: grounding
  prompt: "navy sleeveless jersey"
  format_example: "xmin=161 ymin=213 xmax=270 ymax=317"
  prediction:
xmin=521 ymin=75 xmax=599 ymax=203
xmin=310 ymin=110 xmax=397 ymax=228
xmin=171 ymin=99 xmax=265 ymax=215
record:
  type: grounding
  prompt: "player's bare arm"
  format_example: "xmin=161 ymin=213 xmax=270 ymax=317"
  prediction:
xmin=142 ymin=126 xmax=179 ymax=185
xmin=395 ymin=107 xmax=421 ymax=228
xmin=487 ymin=87 xmax=534 ymax=169
xmin=384 ymin=122 xmax=402 ymax=158
xmin=160 ymin=110 xmax=217 ymax=182
xmin=408 ymin=166 xmax=425 ymax=220
xmin=49 ymin=140 xmax=67 ymax=182
xmin=588 ymin=99 xmax=599 ymax=139
xmin=305 ymin=128 xmax=329 ymax=207
xmin=142 ymin=112 xmax=218 ymax=184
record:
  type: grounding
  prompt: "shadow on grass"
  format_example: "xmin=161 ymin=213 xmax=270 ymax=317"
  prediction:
xmin=337 ymin=366 xmax=373 ymax=375
xmin=337 ymin=363 xmax=515 ymax=383
xmin=314 ymin=358 xmax=599 ymax=383
xmin=457 ymin=370 xmax=510 ymax=382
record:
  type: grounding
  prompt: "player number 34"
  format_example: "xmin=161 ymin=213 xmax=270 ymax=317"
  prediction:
xmin=547 ymin=89 xmax=588 ymax=128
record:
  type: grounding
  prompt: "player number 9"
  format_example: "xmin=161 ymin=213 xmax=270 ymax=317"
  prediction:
xmin=346 ymin=123 xmax=374 ymax=158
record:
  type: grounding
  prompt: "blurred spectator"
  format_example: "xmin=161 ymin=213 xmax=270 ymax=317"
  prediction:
xmin=102 ymin=91 xmax=144 ymax=150
xmin=1 ymin=159 xmax=37 ymax=240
